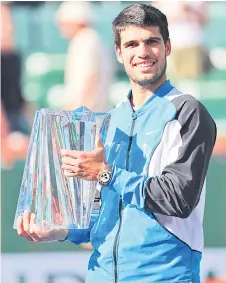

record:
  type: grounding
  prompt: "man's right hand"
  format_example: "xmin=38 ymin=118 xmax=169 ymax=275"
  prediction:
xmin=16 ymin=210 xmax=68 ymax=243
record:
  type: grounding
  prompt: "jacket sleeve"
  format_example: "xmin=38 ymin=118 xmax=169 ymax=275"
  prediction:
xmin=62 ymin=189 xmax=100 ymax=244
xmin=108 ymin=99 xmax=217 ymax=218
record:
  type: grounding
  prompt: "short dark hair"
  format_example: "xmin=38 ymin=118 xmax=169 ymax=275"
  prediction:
xmin=112 ymin=3 xmax=169 ymax=47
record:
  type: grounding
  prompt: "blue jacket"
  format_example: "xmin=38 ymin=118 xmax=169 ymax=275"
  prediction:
xmin=65 ymin=80 xmax=216 ymax=283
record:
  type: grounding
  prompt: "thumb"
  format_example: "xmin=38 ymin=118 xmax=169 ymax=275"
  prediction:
xmin=96 ymin=135 xmax=104 ymax=148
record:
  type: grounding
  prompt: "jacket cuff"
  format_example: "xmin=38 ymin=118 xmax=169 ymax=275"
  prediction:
xmin=62 ymin=228 xmax=90 ymax=245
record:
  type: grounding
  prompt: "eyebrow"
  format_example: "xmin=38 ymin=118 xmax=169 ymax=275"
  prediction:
xmin=123 ymin=36 xmax=162 ymax=47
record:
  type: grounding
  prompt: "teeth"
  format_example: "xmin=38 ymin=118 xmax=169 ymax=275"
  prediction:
xmin=136 ymin=62 xmax=155 ymax=67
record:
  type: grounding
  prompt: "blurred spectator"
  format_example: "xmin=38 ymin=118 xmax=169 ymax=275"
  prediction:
xmin=1 ymin=3 xmax=30 ymax=169
xmin=1 ymin=3 xmax=30 ymax=134
xmin=55 ymin=1 xmax=114 ymax=112
xmin=153 ymin=1 xmax=211 ymax=81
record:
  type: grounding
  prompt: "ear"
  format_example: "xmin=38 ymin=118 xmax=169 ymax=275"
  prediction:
xmin=165 ymin=39 xmax=171 ymax=57
xmin=114 ymin=45 xmax=123 ymax=64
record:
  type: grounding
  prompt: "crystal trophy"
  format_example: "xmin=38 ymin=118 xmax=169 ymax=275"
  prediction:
xmin=13 ymin=107 xmax=110 ymax=230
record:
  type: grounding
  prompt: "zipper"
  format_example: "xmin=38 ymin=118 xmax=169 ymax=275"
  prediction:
xmin=113 ymin=197 xmax=122 ymax=283
xmin=113 ymin=110 xmax=137 ymax=283
xmin=126 ymin=113 xmax=136 ymax=171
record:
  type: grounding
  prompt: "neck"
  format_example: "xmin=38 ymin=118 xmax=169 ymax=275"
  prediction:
xmin=129 ymin=74 xmax=167 ymax=109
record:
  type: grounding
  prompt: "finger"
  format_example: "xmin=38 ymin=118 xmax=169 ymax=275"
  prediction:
xmin=32 ymin=221 xmax=50 ymax=242
xmin=28 ymin=214 xmax=42 ymax=241
xmin=62 ymin=157 xmax=78 ymax=166
xmin=16 ymin=216 xmax=35 ymax=241
xmin=16 ymin=216 xmax=24 ymax=235
xmin=29 ymin=213 xmax=46 ymax=242
xmin=61 ymin=164 xmax=76 ymax=172
xmin=21 ymin=233 xmax=35 ymax=241
xmin=61 ymin=149 xmax=81 ymax=159
xmin=29 ymin=213 xmax=36 ymax=234
xmin=32 ymin=223 xmax=42 ymax=235
xmin=96 ymin=136 xmax=104 ymax=148
xmin=64 ymin=171 xmax=77 ymax=177
xmin=23 ymin=210 xmax=31 ymax=232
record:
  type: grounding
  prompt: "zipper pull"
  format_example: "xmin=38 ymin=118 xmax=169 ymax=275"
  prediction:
xmin=131 ymin=111 xmax=137 ymax=120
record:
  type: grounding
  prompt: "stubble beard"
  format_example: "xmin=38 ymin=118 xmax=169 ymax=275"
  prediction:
xmin=130 ymin=58 xmax=167 ymax=87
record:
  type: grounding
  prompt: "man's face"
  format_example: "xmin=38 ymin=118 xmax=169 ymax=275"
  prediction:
xmin=115 ymin=25 xmax=171 ymax=86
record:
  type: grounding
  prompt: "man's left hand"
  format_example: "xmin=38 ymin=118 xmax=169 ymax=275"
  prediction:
xmin=61 ymin=137 xmax=106 ymax=181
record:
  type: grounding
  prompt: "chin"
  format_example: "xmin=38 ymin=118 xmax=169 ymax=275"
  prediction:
xmin=141 ymin=75 xmax=155 ymax=81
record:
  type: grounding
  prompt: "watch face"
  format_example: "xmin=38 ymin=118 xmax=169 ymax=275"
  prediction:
xmin=99 ymin=171 xmax=111 ymax=184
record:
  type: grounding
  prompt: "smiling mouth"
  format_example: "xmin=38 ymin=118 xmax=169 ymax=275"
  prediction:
xmin=134 ymin=61 xmax=156 ymax=68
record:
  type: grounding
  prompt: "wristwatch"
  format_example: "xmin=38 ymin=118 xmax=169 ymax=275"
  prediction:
xmin=97 ymin=164 xmax=112 ymax=186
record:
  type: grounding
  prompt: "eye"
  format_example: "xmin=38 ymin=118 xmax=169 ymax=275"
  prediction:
xmin=126 ymin=42 xmax=136 ymax=48
xmin=146 ymin=39 xmax=159 ymax=45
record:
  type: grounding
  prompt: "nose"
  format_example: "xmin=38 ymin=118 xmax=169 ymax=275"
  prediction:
xmin=137 ymin=43 xmax=150 ymax=59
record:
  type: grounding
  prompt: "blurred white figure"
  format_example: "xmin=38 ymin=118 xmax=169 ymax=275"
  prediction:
xmin=153 ymin=2 xmax=209 ymax=80
xmin=56 ymin=1 xmax=114 ymax=112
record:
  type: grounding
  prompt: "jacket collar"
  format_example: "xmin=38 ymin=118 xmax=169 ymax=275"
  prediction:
xmin=126 ymin=80 xmax=174 ymax=114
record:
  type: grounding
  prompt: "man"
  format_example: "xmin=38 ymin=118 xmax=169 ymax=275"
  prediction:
xmin=17 ymin=4 xmax=216 ymax=283
xmin=56 ymin=1 xmax=113 ymax=112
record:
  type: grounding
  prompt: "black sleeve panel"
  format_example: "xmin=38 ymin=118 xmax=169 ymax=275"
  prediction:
xmin=145 ymin=95 xmax=217 ymax=218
